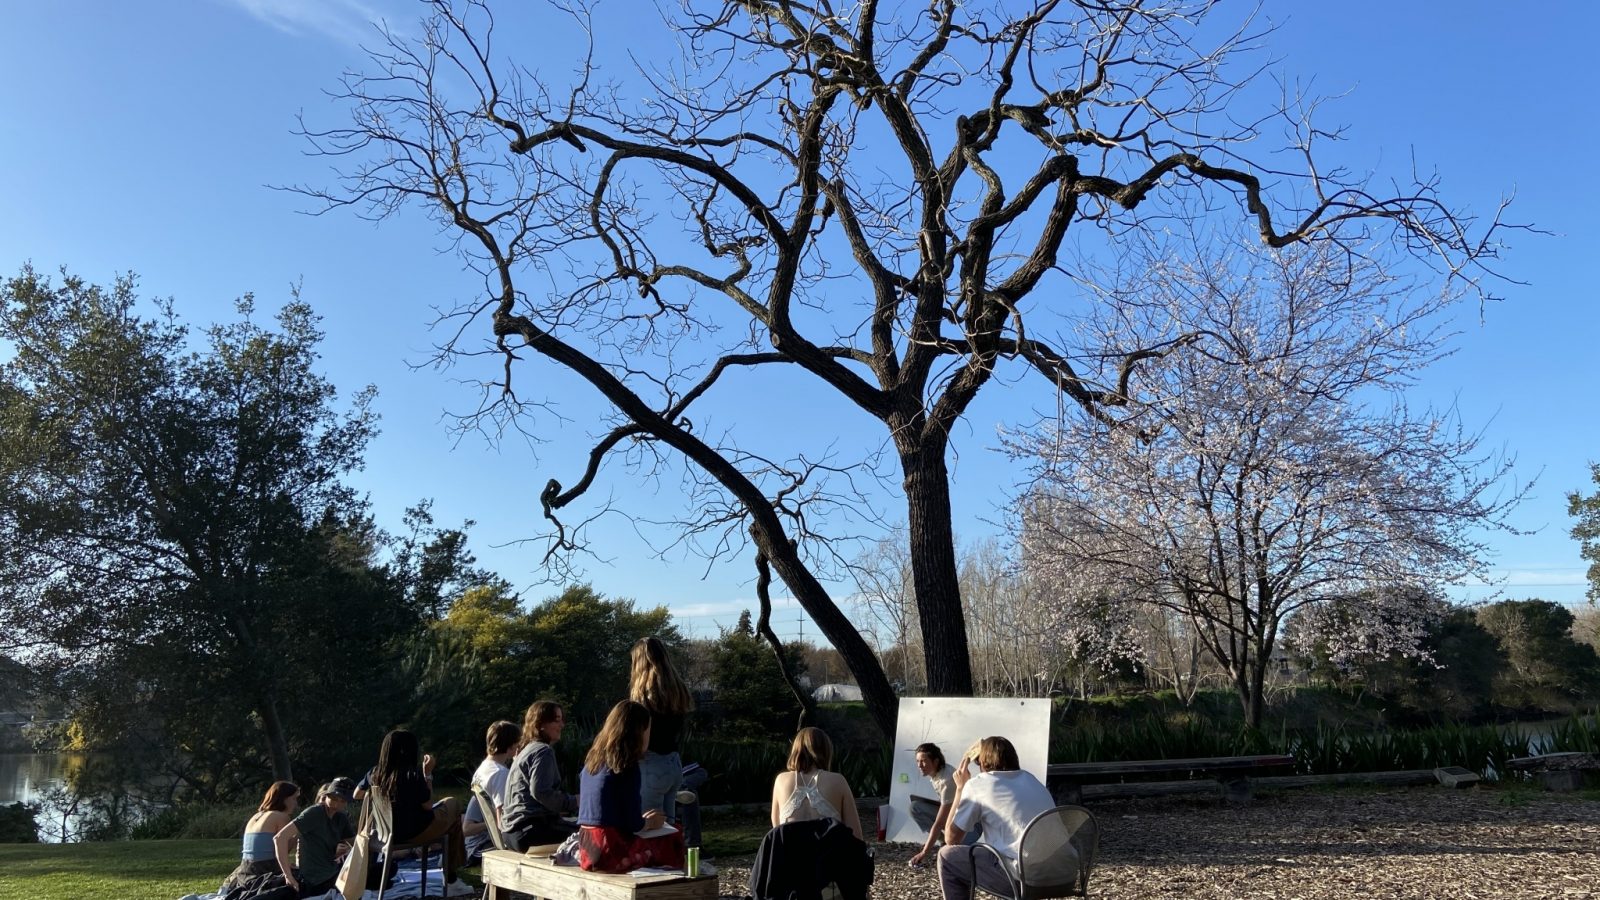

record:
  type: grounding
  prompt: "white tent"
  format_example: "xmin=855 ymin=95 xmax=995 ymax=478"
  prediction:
xmin=811 ymin=683 xmax=864 ymax=702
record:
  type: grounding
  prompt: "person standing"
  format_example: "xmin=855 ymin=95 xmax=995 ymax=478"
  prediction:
xmin=937 ymin=736 xmax=1056 ymax=900
xmin=628 ymin=636 xmax=694 ymax=824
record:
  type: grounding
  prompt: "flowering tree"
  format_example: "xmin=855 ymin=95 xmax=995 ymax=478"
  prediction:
xmin=1015 ymin=235 xmax=1522 ymax=726
xmin=301 ymin=0 xmax=1507 ymax=736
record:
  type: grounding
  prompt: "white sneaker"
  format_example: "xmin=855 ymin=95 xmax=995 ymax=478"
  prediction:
xmin=675 ymin=790 xmax=698 ymax=806
xmin=445 ymin=877 xmax=476 ymax=896
xmin=697 ymin=861 xmax=718 ymax=876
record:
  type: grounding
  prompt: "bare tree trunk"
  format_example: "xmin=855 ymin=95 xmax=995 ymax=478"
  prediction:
xmin=902 ymin=443 xmax=975 ymax=696
xmin=257 ymin=693 xmax=294 ymax=783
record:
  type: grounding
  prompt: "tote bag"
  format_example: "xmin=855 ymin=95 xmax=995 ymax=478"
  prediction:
xmin=336 ymin=796 xmax=374 ymax=900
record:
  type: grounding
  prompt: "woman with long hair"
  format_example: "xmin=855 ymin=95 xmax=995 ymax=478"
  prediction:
xmin=500 ymin=699 xmax=579 ymax=851
xmin=371 ymin=728 xmax=466 ymax=888
xmin=770 ymin=726 xmax=863 ymax=840
xmin=576 ymin=700 xmax=686 ymax=873
xmin=628 ymin=636 xmax=694 ymax=823
xmin=222 ymin=781 xmax=300 ymax=887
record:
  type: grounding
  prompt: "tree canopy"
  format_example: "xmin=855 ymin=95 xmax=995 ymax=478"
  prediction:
xmin=0 ymin=268 xmax=406 ymax=785
xmin=300 ymin=0 xmax=1508 ymax=736
xmin=1014 ymin=235 xmax=1520 ymax=726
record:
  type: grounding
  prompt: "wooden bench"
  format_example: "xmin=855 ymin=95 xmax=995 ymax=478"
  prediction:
xmin=1047 ymin=754 xmax=1296 ymax=805
xmin=1506 ymin=751 xmax=1600 ymax=792
xmin=480 ymin=849 xmax=717 ymax=900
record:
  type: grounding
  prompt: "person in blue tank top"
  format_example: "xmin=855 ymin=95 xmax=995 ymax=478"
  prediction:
xmin=221 ymin=781 xmax=300 ymax=890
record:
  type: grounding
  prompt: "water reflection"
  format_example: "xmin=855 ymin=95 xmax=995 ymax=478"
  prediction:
xmin=0 ymin=753 xmax=167 ymax=842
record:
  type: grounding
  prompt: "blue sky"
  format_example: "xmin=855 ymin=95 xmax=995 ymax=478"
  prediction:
xmin=2 ymin=1 xmax=1596 ymax=643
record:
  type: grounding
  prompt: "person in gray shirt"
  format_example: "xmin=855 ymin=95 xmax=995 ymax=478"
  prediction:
xmin=273 ymin=778 xmax=357 ymax=897
xmin=500 ymin=700 xmax=579 ymax=850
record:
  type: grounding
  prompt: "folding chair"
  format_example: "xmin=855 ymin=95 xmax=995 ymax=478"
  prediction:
xmin=974 ymin=804 xmax=1099 ymax=899
xmin=371 ymin=792 xmax=439 ymax=900
xmin=470 ymin=782 xmax=509 ymax=852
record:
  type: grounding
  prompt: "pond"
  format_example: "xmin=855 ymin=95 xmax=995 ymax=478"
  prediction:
xmin=0 ymin=752 xmax=170 ymax=842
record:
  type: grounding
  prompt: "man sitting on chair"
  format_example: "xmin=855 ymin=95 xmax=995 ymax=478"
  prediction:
xmin=937 ymin=736 xmax=1055 ymax=900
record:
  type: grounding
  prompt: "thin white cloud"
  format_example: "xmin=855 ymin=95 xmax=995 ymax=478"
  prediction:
xmin=1464 ymin=567 xmax=1588 ymax=588
xmin=220 ymin=0 xmax=390 ymax=46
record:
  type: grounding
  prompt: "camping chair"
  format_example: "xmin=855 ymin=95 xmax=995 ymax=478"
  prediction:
xmin=469 ymin=783 xmax=509 ymax=852
xmin=370 ymin=792 xmax=439 ymax=900
xmin=975 ymin=804 xmax=1099 ymax=899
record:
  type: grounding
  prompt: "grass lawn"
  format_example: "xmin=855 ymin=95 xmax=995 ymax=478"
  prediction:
xmin=0 ymin=807 xmax=773 ymax=900
xmin=0 ymin=839 xmax=240 ymax=900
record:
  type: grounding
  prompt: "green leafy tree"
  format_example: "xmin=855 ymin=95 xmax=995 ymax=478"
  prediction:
xmin=0 ymin=267 xmax=402 ymax=783
xmin=709 ymin=611 xmax=809 ymax=740
xmin=428 ymin=583 xmax=681 ymax=736
xmin=1475 ymin=599 xmax=1600 ymax=710
xmin=1347 ymin=607 xmax=1507 ymax=723
xmin=1572 ymin=464 xmax=1600 ymax=602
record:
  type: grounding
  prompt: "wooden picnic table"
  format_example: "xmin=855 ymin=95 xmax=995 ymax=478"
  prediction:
xmin=480 ymin=848 xmax=717 ymax=900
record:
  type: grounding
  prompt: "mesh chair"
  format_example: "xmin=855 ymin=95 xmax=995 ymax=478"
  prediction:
xmin=470 ymin=783 xmax=509 ymax=852
xmin=974 ymin=804 xmax=1099 ymax=899
xmin=370 ymin=792 xmax=438 ymax=900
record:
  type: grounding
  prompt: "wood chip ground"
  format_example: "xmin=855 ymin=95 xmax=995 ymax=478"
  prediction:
xmin=712 ymin=787 xmax=1600 ymax=898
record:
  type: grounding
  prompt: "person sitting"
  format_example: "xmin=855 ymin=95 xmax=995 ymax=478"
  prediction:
xmin=769 ymin=726 xmax=863 ymax=840
xmin=576 ymin=700 xmax=686 ymax=873
xmin=272 ymin=778 xmax=357 ymax=898
xmin=500 ymin=700 xmax=579 ymax=851
xmin=909 ymin=741 xmax=976 ymax=866
xmin=222 ymin=781 xmax=300 ymax=889
xmin=371 ymin=728 xmax=466 ymax=889
xmin=463 ymin=719 xmax=520 ymax=863
xmin=937 ymin=736 xmax=1055 ymax=900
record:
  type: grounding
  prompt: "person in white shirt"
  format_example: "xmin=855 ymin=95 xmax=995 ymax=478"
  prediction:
xmin=463 ymin=719 xmax=520 ymax=861
xmin=937 ymin=736 xmax=1057 ymax=900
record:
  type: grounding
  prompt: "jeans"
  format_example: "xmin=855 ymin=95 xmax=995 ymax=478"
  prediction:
xmin=678 ymin=764 xmax=710 ymax=847
xmin=639 ymin=750 xmax=683 ymax=821
xmin=911 ymin=796 xmax=980 ymax=844
xmin=937 ymin=844 xmax=1016 ymax=900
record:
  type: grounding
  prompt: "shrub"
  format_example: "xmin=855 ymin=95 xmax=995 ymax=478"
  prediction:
xmin=0 ymin=802 xmax=39 ymax=843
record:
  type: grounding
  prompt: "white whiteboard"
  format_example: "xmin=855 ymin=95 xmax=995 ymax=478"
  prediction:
xmin=883 ymin=697 xmax=1051 ymax=844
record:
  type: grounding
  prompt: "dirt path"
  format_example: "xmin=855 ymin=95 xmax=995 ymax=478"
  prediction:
xmin=716 ymin=787 xmax=1600 ymax=898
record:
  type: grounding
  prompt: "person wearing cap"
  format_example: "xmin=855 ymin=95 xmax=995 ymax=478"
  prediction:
xmin=273 ymin=777 xmax=358 ymax=897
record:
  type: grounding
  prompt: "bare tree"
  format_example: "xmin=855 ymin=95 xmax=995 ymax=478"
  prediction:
xmin=849 ymin=527 xmax=923 ymax=691
xmin=298 ymin=0 xmax=1506 ymax=736
xmin=961 ymin=538 xmax=1068 ymax=697
xmin=1015 ymin=233 xmax=1523 ymax=726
